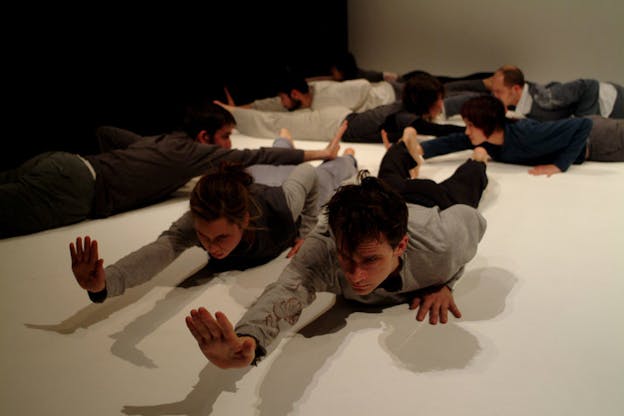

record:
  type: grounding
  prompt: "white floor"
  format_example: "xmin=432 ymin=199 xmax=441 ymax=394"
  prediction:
xmin=1 ymin=132 xmax=623 ymax=416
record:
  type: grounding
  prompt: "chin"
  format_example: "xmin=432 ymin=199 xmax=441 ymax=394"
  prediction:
xmin=352 ymin=286 xmax=373 ymax=295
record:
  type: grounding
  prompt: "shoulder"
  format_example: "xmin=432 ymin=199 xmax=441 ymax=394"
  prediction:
xmin=407 ymin=204 xmax=484 ymax=240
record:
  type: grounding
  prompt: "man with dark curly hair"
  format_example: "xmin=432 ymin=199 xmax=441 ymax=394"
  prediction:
xmin=185 ymin=171 xmax=486 ymax=368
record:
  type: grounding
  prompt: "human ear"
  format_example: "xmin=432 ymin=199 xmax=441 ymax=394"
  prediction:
xmin=241 ymin=212 xmax=251 ymax=229
xmin=394 ymin=235 xmax=409 ymax=256
xmin=196 ymin=130 xmax=212 ymax=144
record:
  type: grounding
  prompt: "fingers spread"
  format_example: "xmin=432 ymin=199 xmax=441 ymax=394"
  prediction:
xmin=449 ymin=301 xmax=462 ymax=319
xmin=88 ymin=240 xmax=99 ymax=264
xmin=215 ymin=311 xmax=238 ymax=344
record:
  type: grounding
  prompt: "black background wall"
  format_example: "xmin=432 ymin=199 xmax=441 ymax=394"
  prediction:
xmin=5 ymin=2 xmax=347 ymax=170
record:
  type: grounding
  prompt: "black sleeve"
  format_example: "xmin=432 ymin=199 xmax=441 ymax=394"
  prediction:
xmin=411 ymin=118 xmax=465 ymax=137
xmin=87 ymin=287 xmax=108 ymax=303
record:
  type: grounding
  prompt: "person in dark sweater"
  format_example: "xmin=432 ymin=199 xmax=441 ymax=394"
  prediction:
xmin=0 ymin=103 xmax=341 ymax=238
xmin=69 ymin=162 xmax=320 ymax=303
xmin=415 ymin=95 xmax=624 ymax=176
xmin=380 ymin=72 xmax=466 ymax=143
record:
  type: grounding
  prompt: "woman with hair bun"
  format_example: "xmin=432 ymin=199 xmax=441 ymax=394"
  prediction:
xmin=68 ymin=161 xmax=319 ymax=304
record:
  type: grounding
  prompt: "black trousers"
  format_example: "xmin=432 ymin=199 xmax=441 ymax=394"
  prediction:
xmin=378 ymin=142 xmax=488 ymax=209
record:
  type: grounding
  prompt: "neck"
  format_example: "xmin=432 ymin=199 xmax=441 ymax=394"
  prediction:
xmin=487 ymin=129 xmax=505 ymax=145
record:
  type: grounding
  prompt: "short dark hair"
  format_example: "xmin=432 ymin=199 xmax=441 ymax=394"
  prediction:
xmin=331 ymin=51 xmax=358 ymax=80
xmin=402 ymin=72 xmax=445 ymax=116
xmin=460 ymin=95 xmax=507 ymax=137
xmin=327 ymin=171 xmax=408 ymax=256
xmin=182 ymin=102 xmax=236 ymax=139
xmin=275 ymin=69 xmax=310 ymax=95
xmin=497 ymin=65 xmax=525 ymax=88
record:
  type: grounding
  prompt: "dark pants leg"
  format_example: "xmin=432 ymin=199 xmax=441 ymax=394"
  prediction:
xmin=379 ymin=142 xmax=487 ymax=209
xmin=0 ymin=152 xmax=95 ymax=238
xmin=444 ymin=92 xmax=486 ymax=117
xmin=343 ymin=102 xmax=404 ymax=143
xmin=586 ymin=116 xmax=624 ymax=162
xmin=608 ymin=83 xmax=624 ymax=118
xmin=443 ymin=78 xmax=491 ymax=96
xmin=436 ymin=159 xmax=488 ymax=208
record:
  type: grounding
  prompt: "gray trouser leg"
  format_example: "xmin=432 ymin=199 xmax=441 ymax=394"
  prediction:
xmin=247 ymin=165 xmax=294 ymax=186
xmin=246 ymin=137 xmax=295 ymax=186
xmin=281 ymin=163 xmax=319 ymax=237
xmin=444 ymin=92 xmax=485 ymax=117
xmin=608 ymin=83 xmax=624 ymax=118
xmin=316 ymin=155 xmax=358 ymax=206
xmin=586 ymin=116 xmax=624 ymax=162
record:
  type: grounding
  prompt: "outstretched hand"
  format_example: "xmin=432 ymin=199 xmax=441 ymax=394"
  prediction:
xmin=213 ymin=100 xmax=233 ymax=110
xmin=326 ymin=120 xmax=348 ymax=160
xmin=223 ymin=86 xmax=236 ymax=106
xmin=69 ymin=236 xmax=106 ymax=293
xmin=409 ymin=285 xmax=461 ymax=324
xmin=185 ymin=308 xmax=256 ymax=369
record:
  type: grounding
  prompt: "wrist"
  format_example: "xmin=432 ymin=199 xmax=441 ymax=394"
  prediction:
xmin=237 ymin=333 xmax=266 ymax=366
xmin=88 ymin=285 xmax=108 ymax=303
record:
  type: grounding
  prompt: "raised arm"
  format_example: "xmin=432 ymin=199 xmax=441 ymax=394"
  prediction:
xmin=70 ymin=236 xmax=106 ymax=294
xmin=420 ymin=133 xmax=474 ymax=159
xmin=71 ymin=212 xmax=199 ymax=303
xmin=186 ymin=225 xmax=340 ymax=367
xmin=186 ymin=308 xmax=257 ymax=368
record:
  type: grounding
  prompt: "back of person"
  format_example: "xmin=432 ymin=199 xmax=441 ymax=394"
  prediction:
xmin=309 ymin=79 xmax=396 ymax=112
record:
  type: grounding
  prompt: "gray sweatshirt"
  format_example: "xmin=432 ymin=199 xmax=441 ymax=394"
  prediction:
xmin=93 ymin=176 xmax=318 ymax=301
xmin=235 ymin=203 xmax=487 ymax=353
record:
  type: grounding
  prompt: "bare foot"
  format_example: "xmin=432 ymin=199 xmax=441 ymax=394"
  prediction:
xmin=409 ymin=166 xmax=420 ymax=179
xmin=399 ymin=126 xmax=418 ymax=143
xmin=325 ymin=120 xmax=347 ymax=160
xmin=334 ymin=120 xmax=348 ymax=141
xmin=278 ymin=127 xmax=294 ymax=146
xmin=400 ymin=127 xmax=424 ymax=165
xmin=342 ymin=147 xmax=355 ymax=156
xmin=471 ymin=146 xmax=490 ymax=163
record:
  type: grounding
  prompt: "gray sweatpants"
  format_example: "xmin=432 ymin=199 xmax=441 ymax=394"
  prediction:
xmin=586 ymin=116 xmax=624 ymax=162
xmin=279 ymin=163 xmax=319 ymax=238
xmin=247 ymin=138 xmax=358 ymax=208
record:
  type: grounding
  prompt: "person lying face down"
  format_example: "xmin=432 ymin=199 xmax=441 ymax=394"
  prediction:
xmin=185 ymin=172 xmax=487 ymax=368
xmin=69 ymin=161 xmax=320 ymax=303
xmin=417 ymin=95 xmax=624 ymax=176
xmin=0 ymin=102 xmax=341 ymax=238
